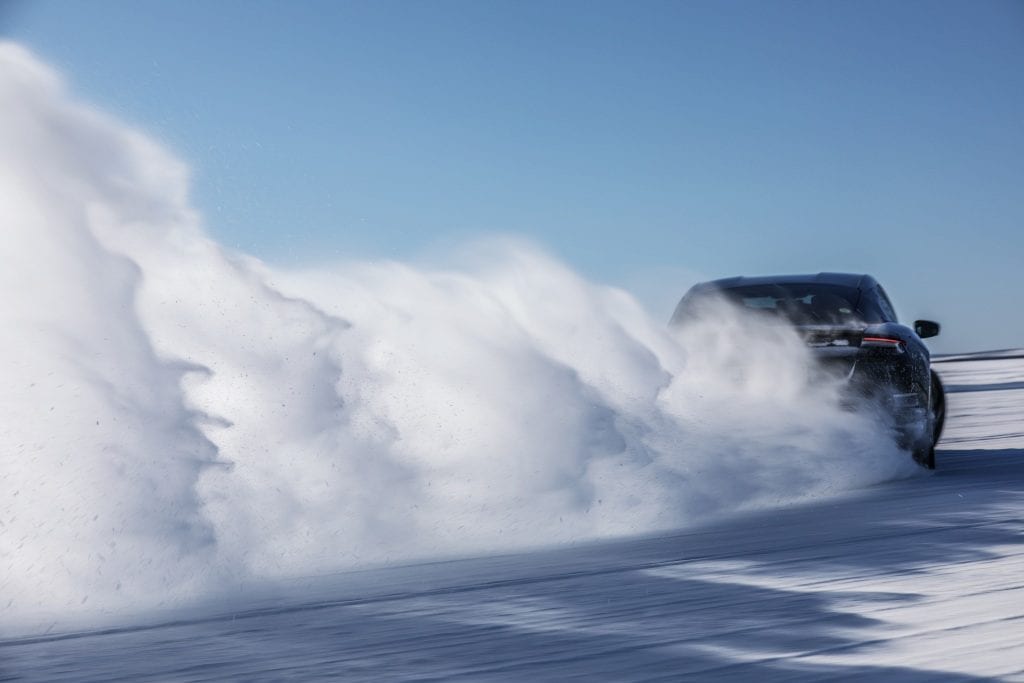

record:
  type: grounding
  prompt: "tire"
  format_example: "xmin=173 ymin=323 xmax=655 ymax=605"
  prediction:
xmin=931 ymin=370 xmax=946 ymax=445
xmin=914 ymin=371 xmax=944 ymax=470
xmin=914 ymin=444 xmax=936 ymax=470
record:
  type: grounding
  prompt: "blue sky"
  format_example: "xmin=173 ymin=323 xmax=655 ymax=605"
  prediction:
xmin=3 ymin=0 xmax=1022 ymax=352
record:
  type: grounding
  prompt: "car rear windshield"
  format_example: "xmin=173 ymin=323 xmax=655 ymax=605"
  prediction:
xmin=683 ymin=283 xmax=863 ymax=325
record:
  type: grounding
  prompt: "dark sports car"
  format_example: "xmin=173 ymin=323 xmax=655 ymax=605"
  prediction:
xmin=670 ymin=273 xmax=945 ymax=468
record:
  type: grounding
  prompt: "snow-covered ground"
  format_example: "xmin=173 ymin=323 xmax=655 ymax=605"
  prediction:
xmin=2 ymin=353 xmax=1021 ymax=681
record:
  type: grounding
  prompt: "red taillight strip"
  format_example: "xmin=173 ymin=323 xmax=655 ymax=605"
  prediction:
xmin=861 ymin=336 xmax=905 ymax=348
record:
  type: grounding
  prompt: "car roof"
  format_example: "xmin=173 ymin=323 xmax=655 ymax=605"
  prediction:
xmin=693 ymin=272 xmax=876 ymax=292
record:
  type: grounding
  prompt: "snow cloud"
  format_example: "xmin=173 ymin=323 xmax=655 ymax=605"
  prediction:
xmin=0 ymin=42 xmax=912 ymax=631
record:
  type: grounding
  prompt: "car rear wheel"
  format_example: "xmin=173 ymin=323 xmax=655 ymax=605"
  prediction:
xmin=931 ymin=370 xmax=945 ymax=446
xmin=913 ymin=371 xmax=945 ymax=470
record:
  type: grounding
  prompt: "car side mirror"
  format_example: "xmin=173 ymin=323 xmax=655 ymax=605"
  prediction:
xmin=914 ymin=320 xmax=940 ymax=339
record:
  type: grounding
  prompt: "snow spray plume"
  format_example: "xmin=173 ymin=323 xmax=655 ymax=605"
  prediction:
xmin=0 ymin=42 xmax=912 ymax=633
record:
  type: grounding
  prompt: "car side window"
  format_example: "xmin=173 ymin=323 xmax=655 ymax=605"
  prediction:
xmin=875 ymin=287 xmax=898 ymax=322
